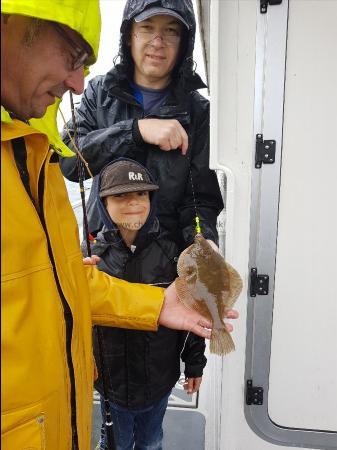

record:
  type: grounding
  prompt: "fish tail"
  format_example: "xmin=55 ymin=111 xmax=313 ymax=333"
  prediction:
xmin=210 ymin=328 xmax=235 ymax=355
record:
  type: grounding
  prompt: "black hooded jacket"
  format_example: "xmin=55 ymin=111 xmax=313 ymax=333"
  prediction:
xmin=83 ymin=159 xmax=206 ymax=408
xmin=60 ymin=0 xmax=224 ymax=249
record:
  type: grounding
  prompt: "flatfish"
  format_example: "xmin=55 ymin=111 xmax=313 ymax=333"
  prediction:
xmin=175 ymin=234 xmax=242 ymax=355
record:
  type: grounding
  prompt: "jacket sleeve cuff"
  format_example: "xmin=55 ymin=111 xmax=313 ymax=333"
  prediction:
xmin=184 ymin=365 xmax=204 ymax=378
xmin=132 ymin=119 xmax=146 ymax=147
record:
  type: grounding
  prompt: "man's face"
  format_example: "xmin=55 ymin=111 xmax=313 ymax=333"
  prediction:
xmin=130 ymin=15 xmax=183 ymax=89
xmin=1 ymin=15 xmax=90 ymax=120
xmin=105 ymin=191 xmax=150 ymax=232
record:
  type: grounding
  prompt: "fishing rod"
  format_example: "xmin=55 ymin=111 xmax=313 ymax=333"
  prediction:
xmin=69 ymin=93 xmax=92 ymax=256
xmin=66 ymin=92 xmax=116 ymax=450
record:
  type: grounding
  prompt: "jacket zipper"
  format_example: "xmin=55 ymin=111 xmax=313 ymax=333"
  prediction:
xmin=38 ymin=158 xmax=79 ymax=450
xmin=143 ymin=111 xmax=189 ymax=120
xmin=122 ymin=252 xmax=133 ymax=408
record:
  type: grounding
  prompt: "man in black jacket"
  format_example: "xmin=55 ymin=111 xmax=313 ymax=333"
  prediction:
xmin=60 ymin=0 xmax=224 ymax=252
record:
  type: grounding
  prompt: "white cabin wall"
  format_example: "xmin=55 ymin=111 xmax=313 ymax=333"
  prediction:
xmin=266 ymin=0 xmax=337 ymax=431
xmin=205 ymin=0 xmax=336 ymax=449
xmin=207 ymin=1 xmax=261 ymax=449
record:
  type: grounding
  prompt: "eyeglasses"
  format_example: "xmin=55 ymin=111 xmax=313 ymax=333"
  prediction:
xmin=133 ymin=29 xmax=181 ymax=47
xmin=51 ymin=22 xmax=93 ymax=71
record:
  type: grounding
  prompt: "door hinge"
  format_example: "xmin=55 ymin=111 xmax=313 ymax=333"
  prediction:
xmin=250 ymin=268 xmax=269 ymax=297
xmin=255 ymin=134 xmax=276 ymax=168
xmin=246 ymin=379 xmax=264 ymax=405
xmin=260 ymin=0 xmax=283 ymax=14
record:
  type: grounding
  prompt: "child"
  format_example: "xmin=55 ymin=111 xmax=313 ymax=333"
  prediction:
xmin=83 ymin=158 xmax=207 ymax=450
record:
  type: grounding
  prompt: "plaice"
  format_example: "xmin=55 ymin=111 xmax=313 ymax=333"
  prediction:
xmin=175 ymin=234 xmax=242 ymax=355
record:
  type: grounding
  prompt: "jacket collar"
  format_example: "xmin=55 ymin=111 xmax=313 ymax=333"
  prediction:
xmin=102 ymin=65 xmax=205 ymax=108
xmin=1 ymin=106 xmax=12 ymax=124
xmin=100 ymin=218 xmax=161 ymax=252
xmin=1 ymin=102 xmax=74 ymax=157
xmin=1 ymin=117 xmax=45 ymax=142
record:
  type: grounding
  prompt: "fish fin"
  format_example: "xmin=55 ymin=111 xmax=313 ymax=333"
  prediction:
xmin=210 ymin=328 xmax=235 ymax=355
xmin=175 ymin=277 xmax=213 ymax=322
xmin=175 ymin=277 xmax=198 ymax=309
xmin=176 ymin=247 xmax=190 ymax=277
xmin=224 ymin=262 xmax=243 ymax=309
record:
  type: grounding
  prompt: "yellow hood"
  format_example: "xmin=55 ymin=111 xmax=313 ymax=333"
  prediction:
xmin=1 ymin=0 xmax=101 ymax=61
xmin=1 ymin=0 xmax=101 ymax=157
xmin=1 ymin=106 xmax=12 ymax=124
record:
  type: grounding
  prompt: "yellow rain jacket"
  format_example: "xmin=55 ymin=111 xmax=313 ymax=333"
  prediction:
xmin=1 ymin=1 xmax=165 ymax=449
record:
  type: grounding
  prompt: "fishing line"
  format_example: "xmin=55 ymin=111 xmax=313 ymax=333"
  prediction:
xmin=69 ymin=93 xmax=93 ymax=256
xmin=59 ymin=108 xmax=94 ymax=178
xmin=186 ymin=146 xmax=201 ymax=235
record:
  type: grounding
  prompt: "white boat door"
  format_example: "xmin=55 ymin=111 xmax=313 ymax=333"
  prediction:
xmin=197 ymin=0 xmax=337 ymax=448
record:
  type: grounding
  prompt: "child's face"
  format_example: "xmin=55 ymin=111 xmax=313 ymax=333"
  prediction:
xmin=104 ymin=191 xmax=150 ymax=232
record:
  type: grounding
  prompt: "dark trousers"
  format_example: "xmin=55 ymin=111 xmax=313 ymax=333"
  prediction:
xmin=98 ymin=392 xmax=171 ymax=450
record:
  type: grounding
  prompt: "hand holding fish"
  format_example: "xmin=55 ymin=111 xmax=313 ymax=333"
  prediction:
xmin=206 ymin=239 xmax=220 ymax=253
xmin=176 ymin=234 xmax=243 ymax=355
xmin=159 ymin=277 xmax=238 ymax=339
xmin=159 ymin=282 xmax=213 ymax=339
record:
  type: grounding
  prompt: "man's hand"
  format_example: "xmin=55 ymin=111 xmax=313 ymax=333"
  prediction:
xmin=138 ymin=118 xmax=188 ymax=155
xmin=183 ymin=377 xmax=202 ymax=394
xmin=159 ymin=282 xmax=211 ymax=338
xmin=207 ymin=239 xmax=220 ymax=253
xmin=159 ymin=282 xmax=239 ymax=338
xmin=83 ymin=255 xmax=101 ymax=265
xmin=223 ymin=309 xmax=239 ymax=332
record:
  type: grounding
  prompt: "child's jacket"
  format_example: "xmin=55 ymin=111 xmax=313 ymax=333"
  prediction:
xmin=82 ymin=159 xmax=207 ymax=408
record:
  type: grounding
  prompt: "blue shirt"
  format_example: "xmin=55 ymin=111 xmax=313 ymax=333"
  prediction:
xmin=132 ymin=83 xmax=170 ymax=116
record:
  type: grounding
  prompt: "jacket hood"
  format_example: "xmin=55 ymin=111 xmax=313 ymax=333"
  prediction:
xmin=1 ymin=0 xmax=101 ymax=62
xmin=1 ymin=0 xmax=101 ymax=157
xmin=116 ymin=0 xmax=206 ymax=91
xmin=2 ymin=97 xmax=74 ymax=158
xmin=96 ymin=158 xmax=159 ymax=246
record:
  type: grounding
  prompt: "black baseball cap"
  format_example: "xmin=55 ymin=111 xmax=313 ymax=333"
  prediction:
xmin=99 ymin=160 xmax=159 ymax=198
xmin=134 ymin=6 xmax=189 ymax=30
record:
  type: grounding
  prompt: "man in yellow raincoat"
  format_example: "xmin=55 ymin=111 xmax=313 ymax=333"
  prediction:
xmin=1 ymin=1 xmax=238 ymax=449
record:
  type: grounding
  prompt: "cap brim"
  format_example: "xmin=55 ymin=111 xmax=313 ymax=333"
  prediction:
xmin=134 ymin=7 xmax=189 ymax=30
xmin=100 ymin=183 xmax=159 ymax=197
